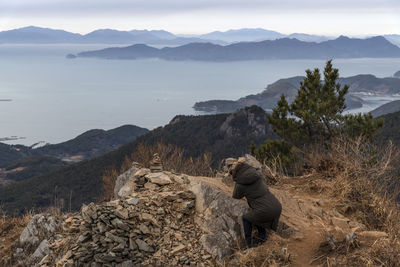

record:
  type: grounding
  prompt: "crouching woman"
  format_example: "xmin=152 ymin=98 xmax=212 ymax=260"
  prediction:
xmin=232 ymin=161 xmax=282 ymax=248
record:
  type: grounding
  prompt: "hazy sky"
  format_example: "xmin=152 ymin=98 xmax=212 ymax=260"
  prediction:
xmin=0 ymin=0 xmax=399 ymax=35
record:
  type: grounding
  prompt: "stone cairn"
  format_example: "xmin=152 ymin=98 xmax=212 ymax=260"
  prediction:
xmin=149 ymin=153 xmax=163 ymax=173
xmin=40 ymin=169 xmax=214 ymax=267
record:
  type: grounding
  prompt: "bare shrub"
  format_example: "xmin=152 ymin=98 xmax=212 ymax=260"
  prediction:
xmin=130 ymin=142 xmax=214 ymax=177
xmin=311 ymin=136 xmax=400 ymax=266
xmin=0 ymin=212 xmax=32 ymax=265
xmin=102 ymin=168 xmax=119 ymax=201
xmin=224 ymin=234 xmax=289 ymax=267
xmin=101 ymin=142 xmax=214 ymax=200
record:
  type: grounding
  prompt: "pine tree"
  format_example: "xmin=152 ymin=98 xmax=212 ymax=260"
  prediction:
xmin=266 ymin=60 xmax=383 ymax=146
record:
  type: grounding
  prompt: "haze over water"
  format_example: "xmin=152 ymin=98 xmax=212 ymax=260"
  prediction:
xmin=1 ymin=44 xmax=400 ymax=145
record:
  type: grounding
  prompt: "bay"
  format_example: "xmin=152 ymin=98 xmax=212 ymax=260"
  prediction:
xmin=1 ymin=44 xmax=399 ymax=145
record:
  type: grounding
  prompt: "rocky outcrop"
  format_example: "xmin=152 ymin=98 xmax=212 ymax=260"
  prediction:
xmin=11 ymin=155 xmax=299 ymax=266
xmin=186 ymin=177 xmax=249 ymax=259
xmin=6 ymin=155 xmax=396 ymax=266
xmin=219 ymin=106 xmax=272 ymax=138
xmin=12 ymin=214 xmax=61 ymax=266
xmin=113 ymin=164 xmax=140 ymax=199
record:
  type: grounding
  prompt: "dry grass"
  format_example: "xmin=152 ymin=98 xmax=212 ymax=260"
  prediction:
xmin=131 ymin=142 xmax=213 ymax=176
xmin=0 ymin=212 xmax=32 ymax=265
xmin=102 ymin=142 xmax=214 ymax=200
xmin=238 ymin=137 xmax=400 ymax=266
xmin=306 ymin=137 xmax=400 ymax=266
xmin=102 ymin=168 xmax=120 ymax=201
xmin=224 ymin=233 xmax=290 ymax=267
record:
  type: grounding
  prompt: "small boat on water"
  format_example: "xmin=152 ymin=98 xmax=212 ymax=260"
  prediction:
xmin=0 ymin=99 xmax=12 ymax=101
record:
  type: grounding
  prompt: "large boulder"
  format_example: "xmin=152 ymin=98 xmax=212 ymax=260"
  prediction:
xmin=113 ymin=163 xmax=140 ymax=199
xmin=186 ymin=178 xmax=249 ymax=259
xmin=14 ymin=214 xmax=61 ymax=265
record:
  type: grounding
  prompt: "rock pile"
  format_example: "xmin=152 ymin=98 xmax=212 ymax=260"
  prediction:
xmin=41 ymin=169 xmax=215 ymax=266
xmin=9 ymin=156 xmax=298 ymax=266
xmin=149 ymin=153 xmax=163 ymax=173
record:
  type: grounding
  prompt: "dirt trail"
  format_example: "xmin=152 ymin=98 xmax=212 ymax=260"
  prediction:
xmin=192 ymin=175 xmax=333 ymax=266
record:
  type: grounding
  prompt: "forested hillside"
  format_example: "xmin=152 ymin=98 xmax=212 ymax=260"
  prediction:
xmin=0 ymin=106 xmax=277 ymax=215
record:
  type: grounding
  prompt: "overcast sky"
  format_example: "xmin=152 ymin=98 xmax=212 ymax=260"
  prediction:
xmin=0 ymin=0 xmax=399 ymax=35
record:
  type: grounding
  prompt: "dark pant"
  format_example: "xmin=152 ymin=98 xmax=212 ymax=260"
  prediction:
xmin=242 ymin=217 xmax=267 ymax=248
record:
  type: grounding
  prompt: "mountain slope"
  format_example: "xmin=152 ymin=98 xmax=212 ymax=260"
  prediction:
xmin=371 ymin=100 xmax=400 ymax=117
xmin=0 ymin=125 xmax=148 ymax=186
xmin=0 ymin=106 xmax=277 ymax=215
xmin=0 ymin=125 xmax=148 ymax=167
xmin=375 ymin=110 xmax=400 ymax=145
xmin=36 ymin=124 xmax=149 ymax=160
xmin=193 ymin=74 xmax=400 ymax=113
xmin=77 ymin=36 xmax=400 ymax=61
xmin=200 ymin=28 xmax=285 ymax=42
xmin=0 ymin=26 xmax=81 ymax=43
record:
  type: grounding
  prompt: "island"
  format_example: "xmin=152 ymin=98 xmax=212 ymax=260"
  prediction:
xmin=66 ymin=54 xmax=77 ymax=59
xmin=75 ymin=36 xmax=400 ymax=61
xmin=193 ymin=74 xmax=400 ymax=113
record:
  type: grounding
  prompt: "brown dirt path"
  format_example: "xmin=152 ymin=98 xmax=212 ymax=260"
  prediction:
xmin=191 ymin=175 xmax=330 ymax=266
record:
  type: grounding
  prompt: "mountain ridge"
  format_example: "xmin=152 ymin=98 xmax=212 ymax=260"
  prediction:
xmin=76 ymin=36 xmax=400 ymax=61
xmin=1 ymin=26 xmax=399 ymax=47
xmin=194 ymin=74 xmax=400 ymax=113
xmin=0 ymin=106 xmax=277 ymax=214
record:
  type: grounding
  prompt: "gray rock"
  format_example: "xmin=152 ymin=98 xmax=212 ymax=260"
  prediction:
xmin=97 ymin=221 xmax=107 ymax=233
xmin=111 ymin=218 xmax=130 ymax=231
xmin=135 ymin=239 xmax=154 ymax=252
xmin=105 ymin=232 xmax=127 ymax=246
xmin=117 ymin=169 xmax=150 ymax=198
xmin=126 ymin=197 xmax=140 ymax=205
xmin=31 ymin=239 xmax=49 ymax=261
xmin=146 ymin=172 xmax=172 ymax=185
xmin=81 ymin=203 xmax=97 ymax=223
xmin=78 ymin=234 xmax=91 ymax=243
xmin=114 ymin=166 xmax=139 ymax=199
xmin=139 ymin=224 xmax=150 ymax=235
xmin=116 ymin=260 xmax=136 ymax=267
xmin=18 ymin=214 xmax=59 ymax=253
xmin=186 ymin=178 xmax=249 ymax=260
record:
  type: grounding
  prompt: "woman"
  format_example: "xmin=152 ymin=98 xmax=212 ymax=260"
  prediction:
xmin=231 ymin=161 xmax=282 ymax=248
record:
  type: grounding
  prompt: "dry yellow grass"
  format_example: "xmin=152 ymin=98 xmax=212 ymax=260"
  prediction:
xmin=0 ymin=212 xmax=32 ymax=265
xmin=234 ymin=137 xmax=400 ymax=266
xmin=101 ymin=142 xmax=214 ymax=200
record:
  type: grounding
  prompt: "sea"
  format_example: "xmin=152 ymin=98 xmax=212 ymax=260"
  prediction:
xmin=1 ymin=44 xmax=400 ymax=145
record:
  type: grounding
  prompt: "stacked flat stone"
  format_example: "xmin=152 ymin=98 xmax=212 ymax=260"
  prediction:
xmin=149 ymin=153 xmax=163 ymax=173
xmin=41 ymin=170 xmax=214 ymax=267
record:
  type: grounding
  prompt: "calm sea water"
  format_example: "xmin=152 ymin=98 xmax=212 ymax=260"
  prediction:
xmin=1 ymin=44 xmax=400 ymax=145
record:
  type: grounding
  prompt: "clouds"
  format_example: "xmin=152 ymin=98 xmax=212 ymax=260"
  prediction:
xmin=2 ymin=0 xmax=399 ymax=16
xmin=0 ymin=0 xmax=399 ymax=34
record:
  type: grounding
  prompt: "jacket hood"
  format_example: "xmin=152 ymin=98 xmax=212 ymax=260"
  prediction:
xmin=233 ymin=163 xmax=263 ymax=185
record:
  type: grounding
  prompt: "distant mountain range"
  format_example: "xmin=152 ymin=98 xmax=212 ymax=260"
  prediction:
xmin=384 ymin=34 xmax=400 ymax=47
xmin=75 ymin=36 xmax=400 ymax=61
xmin=194 ymin=74 xmax=400 ymax=113
xmin=199 ymin=28 xmax=330 ymax=43
xmin=0 ymin=26 xmax=225 ymax=45
xmin=1 ymin=26 xmax=399 ymax=47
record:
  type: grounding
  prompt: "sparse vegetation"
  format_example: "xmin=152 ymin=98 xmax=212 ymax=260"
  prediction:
xmin=101 ymin=142 xmax=213 ymax=201
xmin=0 ymin=212 xmax=32 ymax=264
